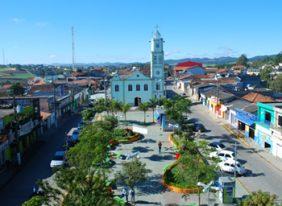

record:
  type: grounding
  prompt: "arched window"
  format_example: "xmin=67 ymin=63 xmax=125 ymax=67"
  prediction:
xmin=144 ymin=84 xmax=148 ymax=91
xmin=136 ymin=84 xmax=140 ymax=91
xmin=115 ymin=85 xmax=119 ymax=92
xmin=156 ymin=83 xmax=160 ymax=91
xmin=128 ymin=84 xmax=132 ymax=91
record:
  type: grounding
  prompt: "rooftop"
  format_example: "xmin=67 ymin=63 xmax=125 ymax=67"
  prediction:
xmin=242 ymin=92 xmax=274 ymax=103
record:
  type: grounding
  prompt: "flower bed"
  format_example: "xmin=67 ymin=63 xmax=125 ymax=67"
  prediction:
xmin=162 ymin=160 xmax=200 ymax=194
xmin=109 ymin=128 xmax=141 ymax=146
xmin=162 ymin=133 xmax=215 ymax=194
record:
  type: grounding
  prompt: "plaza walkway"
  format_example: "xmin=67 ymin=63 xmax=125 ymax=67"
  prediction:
xmin=112 ymin=111 xmax=219 ymax=206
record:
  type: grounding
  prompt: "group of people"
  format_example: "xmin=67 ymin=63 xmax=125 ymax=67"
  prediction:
xmin=121 ymin=187 xmax=135 ymax=203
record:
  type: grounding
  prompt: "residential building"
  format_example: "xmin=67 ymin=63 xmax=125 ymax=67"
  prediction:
xmin=111 ymin=29 xmax=165 ymax=105
xmin=255 ymin=102 xmax=282 ymax=155
xmin=0 ymin=98 xmax=41 ymax=168
xmin=270 ymin=105 xmax=282 ymax=158
xmin=174 ymin=61 xmax=205 ymax=76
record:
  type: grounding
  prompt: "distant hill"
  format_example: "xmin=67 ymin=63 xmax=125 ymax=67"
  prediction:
xmin=51 ymin=54 xmax=276 ymax=68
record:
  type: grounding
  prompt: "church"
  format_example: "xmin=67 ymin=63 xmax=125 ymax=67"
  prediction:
xmin=110 ymin=29 xmax=165 ymax=106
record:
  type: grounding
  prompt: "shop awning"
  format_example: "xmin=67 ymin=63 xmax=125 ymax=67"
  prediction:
xmin=235 ymin=109 xmax=257 ymax=126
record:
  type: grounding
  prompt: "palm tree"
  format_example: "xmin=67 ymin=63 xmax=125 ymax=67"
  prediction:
xmin=138 ymin=103 xmax=149 ymax=124
xmin=149 ymin=98 xmax=158 ymax=123
xmin=121 ymin=103 xmax=131 ymax=121
xmin=109 ymin=100 xmax=121 ymax=115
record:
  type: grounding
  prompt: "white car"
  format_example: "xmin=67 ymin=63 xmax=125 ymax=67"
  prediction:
xmin=50 ymin=151 xmax=65 ymax=168
xmin=218 ymin=159 xmax=246 ymax=176
xmin=209 ymin=150 xmax=235 ymax=161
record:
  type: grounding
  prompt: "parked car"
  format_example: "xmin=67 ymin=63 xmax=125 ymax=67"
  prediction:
xmin=50 ymin=151 xmax=65 ymax=168
xmin=209 ymin=150 xmax=235 ymax=161
xmin=209 ymin=141 xmax=226 ymax=151
xmin=218 ymin=159 xmax=246 ymax=176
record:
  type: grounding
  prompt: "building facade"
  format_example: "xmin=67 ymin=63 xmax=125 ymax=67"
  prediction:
xmin=111 ymin=29 xmax=165 ymax=105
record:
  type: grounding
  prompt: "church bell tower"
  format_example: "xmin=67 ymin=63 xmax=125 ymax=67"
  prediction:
xmin=150 ymin=27 xmax=165 ymax=98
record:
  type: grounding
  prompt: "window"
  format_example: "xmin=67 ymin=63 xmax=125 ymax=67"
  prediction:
xmin=156 ymin=43 xmax=159 ymax=48
xmin=278 ymin=115 xmax=282 ymax=127
xmin=128 ymin=84 xmax=132 ymax=91
xmin=136 ymin=84 xmax=140 ymax=91
xmin=156 ymin=71 xmax=160 ymax=75
xmin=114 ymin=85 xmax=119 ymax=92
xmin=156 ymin=83 xmax=160 ymax=91
xmin=144 ymin=84 xmax=148 ymax=91
xmin=265 ymin=111 xmax=271 ymax=122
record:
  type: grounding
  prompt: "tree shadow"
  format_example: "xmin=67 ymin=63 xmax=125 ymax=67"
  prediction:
xmin=140 ymin=138 xmax=157 ymax=143
xmin=137 ymin=174 xmax=165 ymax=195
xmin=132 ymin=146 xmax=153 ymax=153
xmin=145 ymin=154 xmax=174 ymax=161
xmin=245 ymin=170 xmax=265 ymax=177
xmin=135 ymin=200 xmax=161 ymax=205
xmin=120 ymin=120 xmax=154 ymax=126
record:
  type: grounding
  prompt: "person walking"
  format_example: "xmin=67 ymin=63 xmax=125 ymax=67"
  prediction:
xmin=158 ymin=141 xmax=162 ymax=153
xmin=130 ymin=188 xmax=135 ymax=203
xmin=122 ymin=187 xmax=129 ymax=202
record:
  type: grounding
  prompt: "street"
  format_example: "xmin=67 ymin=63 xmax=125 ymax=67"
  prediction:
xmin=0 ymin=114 xmax=81 ymax=206
xmin=190 ymin=104 xmax=282 ymax=199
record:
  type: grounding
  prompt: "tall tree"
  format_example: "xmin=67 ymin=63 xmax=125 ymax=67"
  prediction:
xmin=138 ymin=102 xmax=149 ymax=124
xmin=10 ymin=82 xmax=25 ymax=96
xmin=236 ymin=54 xmax=248 ymax=67
xmin=260 ymin=66 xmax=273 ymax=87
xmin=121 ymin=103 xmax=131 ymax=121
xmin=242 ymin=190 xmax=277 ymax=206
xmin=115 ymin=158 xmax=150 ymax=201
xmin=149 ymin=98 xmax=158 ymax=123
xmin=269 ymin=74 xmax=282 ymax=92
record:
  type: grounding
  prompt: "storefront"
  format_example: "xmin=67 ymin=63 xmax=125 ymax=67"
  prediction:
xmin=255 ymin=124 xmax=272 ymax=152
xmin=235 ymin=109 xmax=257 ymax=139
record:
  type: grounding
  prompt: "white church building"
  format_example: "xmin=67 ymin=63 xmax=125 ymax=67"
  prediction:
xmin=110 ymin=29 xmax=165 ymax=106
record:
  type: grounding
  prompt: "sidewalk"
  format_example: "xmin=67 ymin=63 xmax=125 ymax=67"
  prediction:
xmin=0 ymin=114 xmax=77 ymax=189
xmin=203 ymin=106 xmax=282 ymax=173
xmin=112 ymin=111 xmax=224 ymax=205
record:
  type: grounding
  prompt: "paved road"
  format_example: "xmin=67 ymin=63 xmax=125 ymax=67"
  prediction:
xmin=190 ymin=104 xmax=282 ymax=198
xmin=0 ymin=114 xmax=81 ymax=206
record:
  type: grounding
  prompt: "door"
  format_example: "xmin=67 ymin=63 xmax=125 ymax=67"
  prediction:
xmin=134 ymin=97 xmax=141 ymax=106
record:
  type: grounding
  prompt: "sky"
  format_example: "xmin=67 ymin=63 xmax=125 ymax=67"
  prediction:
xmin=0 ymin=0 xmax=282 ymax=64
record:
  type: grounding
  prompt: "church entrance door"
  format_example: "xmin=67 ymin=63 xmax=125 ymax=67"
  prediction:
xmin=134 ymin=97 xmax=141 ymax=106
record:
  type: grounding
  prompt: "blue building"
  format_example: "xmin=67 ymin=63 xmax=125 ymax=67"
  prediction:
xmin=111 ymin=29 xmax=165 ymax=106
xmin=255 ymin=102 xmax=282 ymax=156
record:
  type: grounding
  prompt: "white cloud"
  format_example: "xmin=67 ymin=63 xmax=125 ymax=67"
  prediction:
xmin=35 ymin=22 xmax=48 ymax=28
xmin=11 ymin=17 xmax=25 ymax=23
xmin=49 ymin=54 xmax=56 ymax=59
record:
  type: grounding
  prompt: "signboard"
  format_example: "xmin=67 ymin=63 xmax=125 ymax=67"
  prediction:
xmin=132 ymin=124 xmax=148 ymax=135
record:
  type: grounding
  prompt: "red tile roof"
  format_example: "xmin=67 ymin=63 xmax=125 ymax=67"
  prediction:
xmin=242 ymin=92 xmax=274 ymax=103
xmin=176 ymin=61 xmax=203 ymax=67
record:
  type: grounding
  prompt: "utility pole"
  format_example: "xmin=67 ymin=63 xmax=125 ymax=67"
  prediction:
xmin=2 ymin=49 xmax=5 ymax=65
xmin=53 ymin=82 xmax=58 ymax=127
xmin=234 ymin=141 xmax=237 ymax=197
xmin=12 ymin=95 xmax=21 ymax=166
xmin=71 ymin=26 xmax=76 ymax=72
